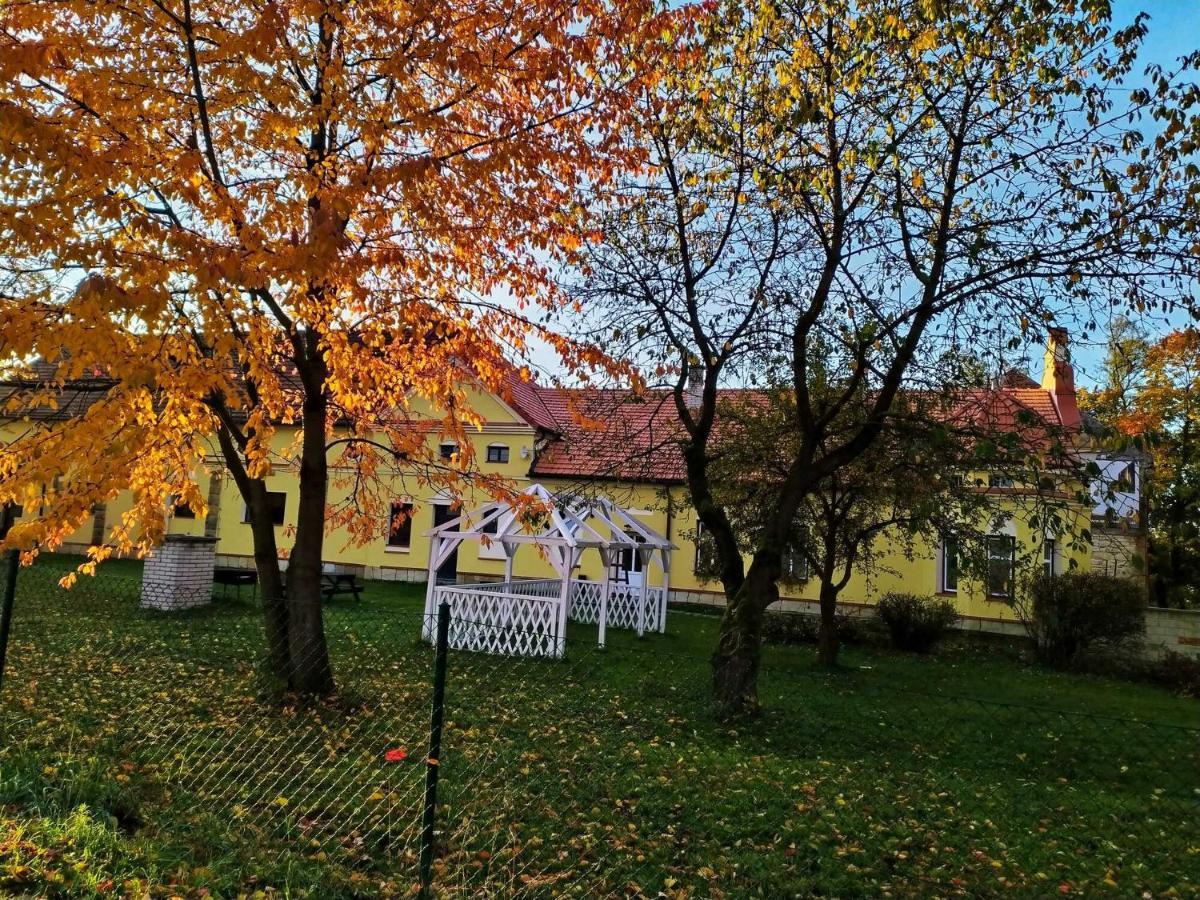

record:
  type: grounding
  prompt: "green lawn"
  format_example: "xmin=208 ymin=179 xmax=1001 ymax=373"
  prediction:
xmin=0 ymin=556 xmax=1197 ymax=897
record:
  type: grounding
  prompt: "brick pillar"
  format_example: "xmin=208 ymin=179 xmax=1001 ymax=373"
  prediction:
xmin=204 ymin=471 xmax=223 ymax=539
xmin=141 ymin=535 xmax=218 ymax=611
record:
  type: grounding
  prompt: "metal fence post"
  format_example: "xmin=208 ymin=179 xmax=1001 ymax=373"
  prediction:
xmin=419 ymin=600 xmax=451 ymax=897
xmin=0 ymin=505 xmax=19 ymax=693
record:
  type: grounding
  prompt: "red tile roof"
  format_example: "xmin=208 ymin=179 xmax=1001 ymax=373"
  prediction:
xmin=522 ymin=381 xmax=1079 ymax=484
xmin=529 ymin=388 xmax=685 ymax=482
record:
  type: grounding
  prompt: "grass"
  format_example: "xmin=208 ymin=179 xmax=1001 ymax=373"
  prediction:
xmin=0 ymin=555 xmax=1197 ymax=898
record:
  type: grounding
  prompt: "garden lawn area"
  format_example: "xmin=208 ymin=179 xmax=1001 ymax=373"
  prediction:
xmin=0 ymin=555 xmax=1197 ymax=898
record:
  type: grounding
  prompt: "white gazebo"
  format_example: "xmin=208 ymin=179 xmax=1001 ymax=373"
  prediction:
xmin=421 ymin=484 xmax=674 ymax=658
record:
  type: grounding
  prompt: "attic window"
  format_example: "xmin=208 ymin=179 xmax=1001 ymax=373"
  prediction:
xmin=486 ymin=444 xmax=509 ymax=464
xmin=439 ymin=442 xmax=457 ymax=462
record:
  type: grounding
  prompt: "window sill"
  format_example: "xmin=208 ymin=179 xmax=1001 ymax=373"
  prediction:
xmin=936 ymin=591 xmax=958 ymax=598
xmin=384 ymin=546 xmax=411 ymax=554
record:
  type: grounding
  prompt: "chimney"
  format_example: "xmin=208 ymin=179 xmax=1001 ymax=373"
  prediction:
xmin=1041 ymin=327 xmax=1080 ymax=429
xmin=685 ymin=364 xmax=705 ymax=409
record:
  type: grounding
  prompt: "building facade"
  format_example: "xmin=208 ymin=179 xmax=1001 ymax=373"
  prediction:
xmin=6 ymin=334 xmax=1113 ymax=631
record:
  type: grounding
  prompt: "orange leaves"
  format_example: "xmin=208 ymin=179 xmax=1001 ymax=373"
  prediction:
xmin=0 ymin=0 xmax=665 ymax=566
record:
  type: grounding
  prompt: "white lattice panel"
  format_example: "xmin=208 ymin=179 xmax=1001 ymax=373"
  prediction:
xmin=567 ymin=581 xmax=603 ymax=624
xmin=605 ymin=586 xmax=663 ymax=633
xmin=436 ymin=586 xmax=563 ymax=658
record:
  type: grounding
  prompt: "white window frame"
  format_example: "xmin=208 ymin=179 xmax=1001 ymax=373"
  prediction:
xmin=986 ymin=534 xmax=1017 ymax=599
xmin=477 ymin=510 xmax=509 ymax=560
xmin=1043 ymin=538 xmax=1057 ymax=579
xmin=782 ymin=542 xmax=809 ymax=580
xmin=940 ymin=534 xmax=959 ymax=594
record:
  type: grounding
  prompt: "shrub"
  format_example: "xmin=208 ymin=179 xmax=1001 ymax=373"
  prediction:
xmin=761 ymin=611 xmax=819 ymax=645
xmin=1067 ymin=646 xmax=1200 ymax=697
xmin=761 ymin=610 xmax=873 ymax=646
xmin=876 ymin=592 xmax=959 ymax=653
xmin=1026 ymin=572 xmax=1145 ymax=668
xmin=1145 ymin=651 xmax=1200 ymax=697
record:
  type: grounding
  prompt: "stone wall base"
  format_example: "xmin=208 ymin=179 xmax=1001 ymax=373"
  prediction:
xmin=1144 ymin=607 xmax=1200 ymax=660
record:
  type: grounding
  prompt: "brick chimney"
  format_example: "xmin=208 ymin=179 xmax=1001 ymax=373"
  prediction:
xmin=685 ymin=364 xmax=705 ymax=409
xmin=1040 ymin=327 xmax=1080 ymax=429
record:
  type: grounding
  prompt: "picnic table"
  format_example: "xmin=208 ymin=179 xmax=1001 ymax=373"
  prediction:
xmin=213 ymin=566 xmax=257 ymax=600
xmin=213 ymin=565 xmax=362 ymax=603
xmin=321 ymin=572 xmax=363 ymax=603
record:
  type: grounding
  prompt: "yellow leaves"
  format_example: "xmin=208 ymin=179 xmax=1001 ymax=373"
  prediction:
xmin=911 ymin=170 xmax=925 ymax=192
xmin=912 ymin=29 xmax=938 ymax=53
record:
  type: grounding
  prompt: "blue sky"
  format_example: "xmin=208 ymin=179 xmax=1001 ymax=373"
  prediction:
xmin=1064 ymin=2 xmax=1199 ymax=388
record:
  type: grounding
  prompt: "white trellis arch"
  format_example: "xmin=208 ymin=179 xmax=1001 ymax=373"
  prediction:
xmin=421 ymin=484 xmax=674 ymax=658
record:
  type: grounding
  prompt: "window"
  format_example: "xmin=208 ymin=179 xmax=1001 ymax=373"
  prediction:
xmin=782 ymin=541 xmax=808 ymax=581
xmin=244 ymin=491 xmax=287 ymax=526
xmin=388 ymin=502 xmax=414 ymax=549
xmin=486 ymin=444 xmax=510 ymax=464
xmin=173 ymin=500 xmax=196 ymax=519
xmin=478 ymin=510 xmax=509 ymax=559
xmin=693 ymin=522 xmax=720 ymax=578
xmin=1043 ymin=538 xmax=1057 ymax=579
xmin=941 ymin=535 xmax=959 ymax=593
xmin=439 ymin=442 xmax=457 ymax=462
xmin=988 ymin=473 xmax=1014 ymax=489
xmin=618 ymin=530 xmax=645 ymax=580
xmin=986 ymin=535 xmax=1016 ymax=598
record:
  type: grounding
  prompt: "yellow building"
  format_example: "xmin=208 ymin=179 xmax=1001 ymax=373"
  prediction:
xmin=5 ymin=335 xmax=1096 ymax=633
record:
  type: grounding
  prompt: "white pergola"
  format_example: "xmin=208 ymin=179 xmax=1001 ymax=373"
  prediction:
xmin=421 ymin=484 xmax=674 ymax=658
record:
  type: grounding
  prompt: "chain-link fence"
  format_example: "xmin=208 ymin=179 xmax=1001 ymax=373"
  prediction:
xmin=1 ymin=557 xmax=1197 ymax=897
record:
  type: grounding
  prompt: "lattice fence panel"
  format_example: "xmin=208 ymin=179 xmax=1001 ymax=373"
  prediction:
xmin=567 ymin=581 xmax=603 ymax=624
xmin=605 ymin=586 xmax=663 ymax=633
xmin=437 ymin=586 xmax=563 ymax=658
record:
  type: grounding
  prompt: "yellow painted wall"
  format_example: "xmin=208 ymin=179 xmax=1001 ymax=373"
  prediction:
xmin=3 ymin=382 xmax=1095 ymax=626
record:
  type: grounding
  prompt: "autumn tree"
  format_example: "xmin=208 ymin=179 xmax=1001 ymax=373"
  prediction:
xmin=576 ymin=0 xmax=1200 ymax=715
xmin=0 ymin=0 xmax=660 ymax=694
xmin=709 ymin=385 xmax=967 ymax=667
xmin=1085 ymin=327 xmax=1200 ymax=606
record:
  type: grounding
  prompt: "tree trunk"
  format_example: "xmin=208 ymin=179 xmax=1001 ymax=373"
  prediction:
xmin=214 ymin=423 xmax=291 ymax=687
xmin=244 ymin=480 xmax=290 ymax=686
xmin=711 ymin=559 xmax=777 ymax=719
xmin=816 ymin=580 xmax=840 ymax=668
xmin=285 ymin=385 xmax=335 ymax=696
